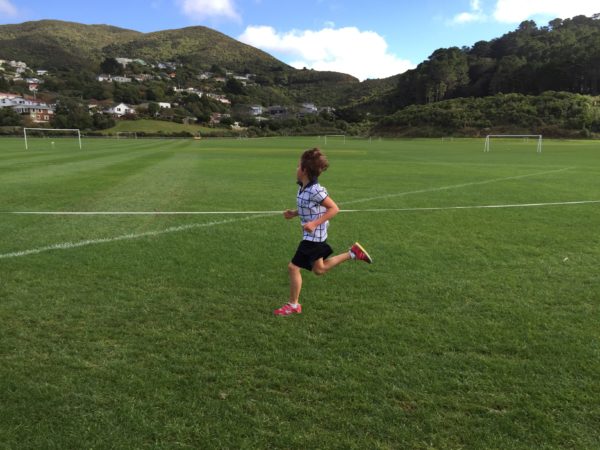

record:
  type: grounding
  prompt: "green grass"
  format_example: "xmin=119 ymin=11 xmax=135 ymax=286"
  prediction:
xmin=0 ymin=136 xmax=599 ymax=449
xmin=102 ymin=118 xmax=217 ymax=135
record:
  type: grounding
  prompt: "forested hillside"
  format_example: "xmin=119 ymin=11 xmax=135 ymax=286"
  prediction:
xmin=389 ymin=14 xmax=600 ymax=110
xmin=373 ymin=92 xmax=600 ymax=137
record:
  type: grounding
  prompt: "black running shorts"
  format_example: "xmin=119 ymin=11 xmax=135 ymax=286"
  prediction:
xmin=291 ymin=240 xmax=334 ymax=271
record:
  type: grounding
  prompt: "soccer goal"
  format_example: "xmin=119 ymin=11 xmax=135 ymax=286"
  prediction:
xmin=484 ymin=134 xmax=542 ymax=153
xmin=24 ymin=128 xmax=82 ymax=150
xmin=116 ymin=131 xmax=137 ymax=139
xmin=323 ymin=134 xmax=346 ymax=145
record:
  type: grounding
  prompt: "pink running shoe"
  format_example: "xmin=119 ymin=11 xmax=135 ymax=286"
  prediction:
xmin=273 ymin=303 xmax=302 ymax=316
xmin=350 ymin=242 xmax=372 ymax=264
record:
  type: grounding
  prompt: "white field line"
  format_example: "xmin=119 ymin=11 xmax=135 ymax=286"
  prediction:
xmin=339 ymin=167 xmax=574 ymax=206
xmin=3 ymin=167 xmax=575 ymax=217
xmin=0 ymin=214 xmax=272 ymax=260
xmin=340 ymin=199 xmax=600 ymax=213
xmin=5 ymin=199 xmax=600 ymax=216
xmin=2 ymin=200 xmax=598 ymax=260
xmin=0 ymin=167 xmax=580 ymax=259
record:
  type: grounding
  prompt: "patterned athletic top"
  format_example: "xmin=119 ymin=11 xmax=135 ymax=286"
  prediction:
xmin=296 ymin=179 xmax=329 ymax=242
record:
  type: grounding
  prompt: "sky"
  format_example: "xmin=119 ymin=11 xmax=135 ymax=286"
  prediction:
xmin=1 ymin=0 xmax=599 ymax=80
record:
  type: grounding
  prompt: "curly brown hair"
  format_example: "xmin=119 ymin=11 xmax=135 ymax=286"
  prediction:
xmin=300 ymin=148 xmax=329 ymax=180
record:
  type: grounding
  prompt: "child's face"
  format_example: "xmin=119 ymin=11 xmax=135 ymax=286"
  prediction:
xmin=296 ymin=161 xmax=306 ymax=182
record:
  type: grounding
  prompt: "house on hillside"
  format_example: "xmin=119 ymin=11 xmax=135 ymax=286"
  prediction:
xmin=111 ymin=76 xmax=132 ymax=83
xmin=107 ymin=103 xmax=136 ymax=117
xmin=249 ymin=105 xmax=263 ymax=116
xmin=298 ymin=103 xmax=318 ymax=117
xmin=0 ymin=96 xmax=33 ymax=108
xmin=10 ymin=102 xmax=54 ymax=123
xmin=0 ymin=92 xmax=20 ymax=102
xmin=210 ymin=112 xmax=231 ymax=125
xmin=116 ymin=58 xmax=134 ymax=67
xmin=96 ymin=74 xmax=132 ymax=83
xmin=206 ymin=93 xmax=231 ymax=105
xmin=268 ymin=105 xmax=288 ymax=118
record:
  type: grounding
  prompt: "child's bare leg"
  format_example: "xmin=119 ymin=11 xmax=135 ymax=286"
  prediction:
xmin=312 ymin=252 xmax=351 ymax=276
xmin=288 ymin=262 xmax=303 ymax=304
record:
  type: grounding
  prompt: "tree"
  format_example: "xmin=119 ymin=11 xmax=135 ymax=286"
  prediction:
xmin=0 ymin=76 xmax=9 ymax=91
xmin=147 ymin=102 xmax=160 ymax=117
xmin=51 ymin=98 xmax=93 ymax=130
xmin=100 ymin=58 xmax=123 ymax=75
xmin=423 ymin=47 xmax=470 ymax=102
xmin=92 ymin=112 xmax=115 ymax=130
xmin=0 ymin=107 xmax=21 ymax=126
xmin=224 ymin=78 xmax=246 ymax=95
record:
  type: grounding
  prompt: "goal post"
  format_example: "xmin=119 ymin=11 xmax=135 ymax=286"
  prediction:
xmin=23 ymin=128 xmax=82 ymax=150
xmin=323 ymin=134 xmax=346 ymax=145
xmin=484 ymin=134 xmax=542 ymax=153
xmin=116 ymin=131 xmax=138 ymax=139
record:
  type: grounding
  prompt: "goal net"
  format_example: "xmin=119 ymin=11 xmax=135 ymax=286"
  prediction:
xmin=116 ymin=131 xmax=137 ymax=139
xmin=24 ymin=128 xmax=82 ymax=150
xmin=484 ymin=134 xmax=542 ymax=153
xmin=323 ymin=134 xmax=346 ymax=145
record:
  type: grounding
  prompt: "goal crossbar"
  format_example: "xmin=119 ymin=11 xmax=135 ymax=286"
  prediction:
xmin=24 ymin=128 xmax=82 ymax=150
xmin=484 ymin=134 xmax=542 ymax=153
xmin=323 ymin=134 xmax=346 ymax=144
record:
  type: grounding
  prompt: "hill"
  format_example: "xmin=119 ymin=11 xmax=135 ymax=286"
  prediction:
xmin=102 ymin=26 xmax=290 ymax=75
xmin=0 ymin=20 xmax=141 ymax=70
xmin=356 ymin=14 xmax=600 ymax=116
xmin=0 ymin=20 xmax=368 ymax=107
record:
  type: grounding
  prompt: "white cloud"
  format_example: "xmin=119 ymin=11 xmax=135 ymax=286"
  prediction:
xmin=239 ymin=26 xmax=415 ymax=80
xmin=451 ymin=0 xmax=486 ymax=24
xmin=0 ymin=0 xmax=18 ymax=16
xmin=493 ymin=0 xmax=600 ymax=23
xmin=452 ymin=12 xmax=484 ymax=24
xmin=178 ymin=0 xmax=241 ymax=22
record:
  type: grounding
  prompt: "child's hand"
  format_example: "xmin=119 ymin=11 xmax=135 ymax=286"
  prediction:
xmin=303 ymin=221 xmax=316 ymax=233
xmin=283 ymin=209 xmax=297 ymax=219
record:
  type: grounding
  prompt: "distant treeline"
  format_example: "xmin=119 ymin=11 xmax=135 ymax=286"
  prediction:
xmin=388 ymin=14 xmax=600 ymax=110
xmin=374 ymin=92 xmax=600 ymax=137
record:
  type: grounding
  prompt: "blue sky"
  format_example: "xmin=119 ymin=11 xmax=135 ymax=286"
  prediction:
xmin=1 ymin=0 xmax=598 ymax=80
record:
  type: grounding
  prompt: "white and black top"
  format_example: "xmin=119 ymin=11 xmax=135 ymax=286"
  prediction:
xmin=297 ymin=179 xmax=329 ymax=242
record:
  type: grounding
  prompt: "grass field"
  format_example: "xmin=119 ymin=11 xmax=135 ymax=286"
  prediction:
xmin=1 ymin=136 xmax=599 ymax=449
xmin=102 ymin=118 xmax=216 ymax=135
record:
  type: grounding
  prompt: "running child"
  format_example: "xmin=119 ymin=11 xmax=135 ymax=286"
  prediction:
xmin=274 ymin=147 xmax=372 ymax=316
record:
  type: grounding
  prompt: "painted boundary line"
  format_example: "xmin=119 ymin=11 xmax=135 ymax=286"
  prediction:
xmin=0 ymin=214 xmax=272 ymax=260
xmin=1 ymin=167 xmax=576 ymax=216
xmin=339 ymin=167 xmax=574 ymax=206
xmin=0 ymin=167 xmax=582 ymax=260
xmin=5 ymin=199 xmax=600 ymax=216
xmin=2 ymin=200 xmax=598 ymax=260
xmin=340 ymin=199 xmax=600 ymax=213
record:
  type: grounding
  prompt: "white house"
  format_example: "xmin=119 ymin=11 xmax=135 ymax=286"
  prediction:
xmin=111 ymin=76 xmax=132 ymax=83
xmin=158 ymin=102 xmax=171 ymax=109
xmin=300 ymin=103 xmax=318 ymax=115
xmin=206 ymin=93 xmax=231 ymax=104
xmin=249 ymin=105 xmax=263 ymax=116
xmin=96 ymin=75 xmax=132 ymax=83
xmin=116 ymin=58 xmax=134 ymax=67
xmin=0 ymin=96 xmax=34 ymax=108
xmin=107 ymin=103 xmax=136 ymax=117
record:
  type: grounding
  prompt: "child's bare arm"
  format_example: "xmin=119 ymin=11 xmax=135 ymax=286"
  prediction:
xmin=284 ymin=209 xmax=298 ymax=219
xmin=303 ymin=196 xmax=339 ymax=233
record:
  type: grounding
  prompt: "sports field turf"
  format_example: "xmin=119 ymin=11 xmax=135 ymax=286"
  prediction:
xmin=0 ymin=136 xmax=599 ymax=448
